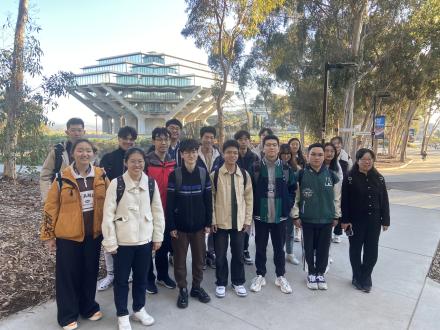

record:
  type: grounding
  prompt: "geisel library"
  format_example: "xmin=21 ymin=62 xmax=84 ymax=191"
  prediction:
xmin=69 ymin=52 xmax=234 ymax=134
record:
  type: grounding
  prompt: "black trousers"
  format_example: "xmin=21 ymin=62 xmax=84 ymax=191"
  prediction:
xmin=302 ymin=223 xmax=332 ymax=275
xmin=349 ymin=217 xmax=382 ymax=286
xmin=214 ymin=229 xmax=245 ymax=286
xmin=148 ymin=231 xmax=171 ymax=282
xmin=255 ymin=220 xmax=286 ymax=277
xmin=113 ymin=243 xmax=152 ymax=316
xmin=55 ymin=236 xmax=102 ymax=327
xmin=243 ymin=232 xmax=250 ymax=251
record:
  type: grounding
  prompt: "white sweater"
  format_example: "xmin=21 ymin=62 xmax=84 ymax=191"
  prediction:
xmin=101 ymin=172 xmax=165 ymax=253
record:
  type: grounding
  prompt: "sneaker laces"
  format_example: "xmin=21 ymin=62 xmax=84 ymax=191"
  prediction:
xmin=279 ymin=276 xmax=289 ymax=287
xmin=316 ymin=275 xmax=325 ymax=282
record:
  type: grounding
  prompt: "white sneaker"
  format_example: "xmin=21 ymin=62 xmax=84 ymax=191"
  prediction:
xmin=332 ymin=235 xmax=342 ymax=243
xmin=215 ymin=285 xmax=226 ymax=298
xmin=132 ymin=307 xmax=154 ymax=326
xmin=307 ymin=275 xmax=318 ymax=290
xmin=286 ymin=254 xmax=300 ymax=265
xmin=275 ymin=276 xmax=292 ymax=294
xmin=316 ymin=274 xmax=328 ymax=290
xmin=118 ymin=315 xmax=132 ymax=330
xmin=232 ymin=284 xmax=248 ymax=297
xmin=62 ymin=322 xmax=78 ymax=330
xmin=97 ymin=275 xmax=114 ymax=291
xmin=250 ymin=275 xmax=266 ymax=292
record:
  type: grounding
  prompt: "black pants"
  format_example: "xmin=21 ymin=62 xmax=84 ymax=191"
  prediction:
xmin=214 ymin=229 xmax=245 ymax=286
xmin=207 ymin=232 xmax=215 ymax=254
xmin=113 ymin=243 xmax=152 ymax=316
xmin=55 ymin=236 xmax=102 ymax=327
xmin=349 ymin=217 xmax=382 ymax=286
xmin=302 ymin=223 xmax=332 ymax=275
xmin=255 ymin=220 xmax=286 ymax=277
xmin=148 ymin=231 xmax=171 ymax=282
xmin=244 ymin=232 xmax=250 ymax=251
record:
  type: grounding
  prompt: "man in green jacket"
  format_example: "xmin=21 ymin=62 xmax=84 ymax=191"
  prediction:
xmin=292 ymin=143 xmax=341 ymax=291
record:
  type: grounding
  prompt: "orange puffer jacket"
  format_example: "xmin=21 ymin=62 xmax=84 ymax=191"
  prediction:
xmin=40 ymin=165 xmax=109 ymax=242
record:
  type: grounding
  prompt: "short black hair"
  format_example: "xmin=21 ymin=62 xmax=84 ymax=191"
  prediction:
xmin=222 ymin=139 xmax=240 ymax=153
xmin=118 ymin=126 xmax=138 ymax=140
xmin=179 ymin=138 xmax=200 ymax=152
xmin=124 ymin=147 xmax=146 ymax=162
xmin=259 ymin=127 xmax=273 ymax=137
xmin=356 ymin=148 xmax=376 ymax=161
xmin=330 ymin=136 xmax=343 ymax=144
xmin=234 ymin=130 xmax=250 ymax=140
xmin=200 ymin=126 xmax=217 ymax=138
xmin=166 ymin=118 xmax=183 ymax=129
xmin=308 ymin=143 xmax=324 ymax=154
xmin=152 ymin=127 xmax=171 ymax=140
xmin=66 ymin=117 xmax=84 ymax=129
xmin=263 ymin=134 xmax=279 ymax=146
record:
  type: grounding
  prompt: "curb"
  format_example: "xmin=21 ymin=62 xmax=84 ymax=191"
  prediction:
xmin=377 ymin=159 xmax=414 ymax=171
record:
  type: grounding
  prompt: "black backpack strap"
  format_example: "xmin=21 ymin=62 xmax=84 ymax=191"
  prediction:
xmin=52 ymin=143 xmax=65 ymax=180
xmin=175 ymin=167 xmax=182 ymax=193
xmin=199 ymin=166 xmax=207 ymax=192
xmin=238 ymin=166 xmax=247 ymax=189
xmin=55 ymin=172 xmax=63 ymax=190
xmin=213 ymin=169 xmax=220 ymax=192
xmin=116 ymin=176 xmax=125 ymax=206
xmin=148 ymin=176 xmax=155 ymax=204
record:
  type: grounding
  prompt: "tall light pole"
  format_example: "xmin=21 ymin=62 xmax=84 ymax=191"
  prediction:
xmin=322 ymin=62 xmax=357 ymax=144
xmin=371 ymin=91 xmax=391 ymax=149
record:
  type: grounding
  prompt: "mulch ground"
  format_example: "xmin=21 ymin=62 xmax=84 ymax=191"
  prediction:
xmin=0 ymin=179 xmax=105 ymax=319
xmin=428 ymin=241 xmax=440 ymax=284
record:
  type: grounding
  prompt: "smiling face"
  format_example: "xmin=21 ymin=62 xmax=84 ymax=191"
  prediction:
xmin=167 ymin=124 xmax=181 ymax=141
xmin=118 ymin=134 xmax=135 ymax=151
xmin=72 ymin=141 xmax=94 ymax=167
xmin=224 ymin=146 xmax=239 ymax=166
xmin=125 ymin=151 xmax=145 ymax=178
xmin=201 ymin=132 xmax=215 ymax=149
xmin=308 ymin=147 xmax=325 ymax=169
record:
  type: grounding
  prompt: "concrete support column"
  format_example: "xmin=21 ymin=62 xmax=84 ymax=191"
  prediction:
xmin=125 ymin=114 xmax=137 ymax=130
xmin=112 ymin=116 xmax=121 ymax=134
xmin=102 ymin=116 xmax=112 ymax=134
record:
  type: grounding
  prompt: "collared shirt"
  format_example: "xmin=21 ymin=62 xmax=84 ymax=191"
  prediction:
xmin=264 ymin=157 xmax=276 ymax=223
xmin=230 ymin=168 xmax=238 ymax=230
xmin=71 ymin=163 xmax=95 ymax=235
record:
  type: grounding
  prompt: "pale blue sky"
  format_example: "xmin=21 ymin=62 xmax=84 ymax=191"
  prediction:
xmin=1 ymin=0 xmax=209 ymax=128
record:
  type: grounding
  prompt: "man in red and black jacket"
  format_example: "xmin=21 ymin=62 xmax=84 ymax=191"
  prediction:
xmin=145 ymin=127 xmax=177 ymax=294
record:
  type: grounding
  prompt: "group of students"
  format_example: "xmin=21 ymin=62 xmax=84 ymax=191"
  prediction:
xmin=39 ymin=118 xmax=390 ymax=330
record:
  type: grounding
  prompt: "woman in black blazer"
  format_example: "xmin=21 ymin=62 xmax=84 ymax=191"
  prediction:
xmin=341 ymin=148 xmax=390 ymax=293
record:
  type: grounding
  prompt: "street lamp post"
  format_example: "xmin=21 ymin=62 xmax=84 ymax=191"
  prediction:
xmin=371 ymin=91 xmax=391 ymax=149
xmin=322 ymin=62 xmax=357 ymax=144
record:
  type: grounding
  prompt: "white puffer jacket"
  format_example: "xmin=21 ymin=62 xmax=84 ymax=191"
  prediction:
xmin=102 ymin=172 xmax=165 ymax=253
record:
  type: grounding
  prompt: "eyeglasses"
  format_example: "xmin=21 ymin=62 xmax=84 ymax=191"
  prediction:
xmin=155 ymin=138 xmax=169 ymax=143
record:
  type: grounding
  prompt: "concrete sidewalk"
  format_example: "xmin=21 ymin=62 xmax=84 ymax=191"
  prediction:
xmin=1 ymin=189 xmax=439 ymax=330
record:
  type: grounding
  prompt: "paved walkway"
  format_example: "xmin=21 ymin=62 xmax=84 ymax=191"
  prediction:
xmin=1 ymin=152 xmax=439 ymax=330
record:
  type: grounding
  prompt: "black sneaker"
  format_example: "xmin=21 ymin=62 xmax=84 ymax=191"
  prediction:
xmin=243 ymin=250 xmax=253 ymax=265
xmin=157 ymin=276 xmax=177 ymax=289
xmin=146 ymin=281 xmax=158 ymax=294
xmin=362 ymin=276 xmax=372 ymax=293
xmin=177 ymin=288 xmax=188 ymax=309
xmin=352 ymin=277 xmax=363 ymax=290
xmin=190 ymin=286 xmax=211 ymax=303
xmin=206 ymin=252 xmax=216 ymax=269
xmin=168 ymin=254 xmax=174 ymax=266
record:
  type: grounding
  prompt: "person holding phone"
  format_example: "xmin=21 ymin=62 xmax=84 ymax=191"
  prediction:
xmin=102 ymin=147 xmax=165 ymax=330
xmin=211 ymin=140 xmax=253 ymax=298
xmin=341 ymin=148 xmax=390 ymax=293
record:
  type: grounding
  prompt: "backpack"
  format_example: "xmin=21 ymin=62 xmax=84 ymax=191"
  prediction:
xmin=115 ymin=175 xmax=155 ymax=205
xmin=213 ymin=166 xmax=247 ymax=193
xmin=174 ymin=166 xmax=206 ymax=193
xmin=52 ymin=143 xmax=65 ymax=181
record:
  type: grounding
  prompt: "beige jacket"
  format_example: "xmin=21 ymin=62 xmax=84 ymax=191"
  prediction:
xmin=101 ymin=172 xmax=165 ymax=253
xmin=39 ymin=144 xmax=70 ymax=201
xmin=211 ymin=164 xmax=253 ymax=230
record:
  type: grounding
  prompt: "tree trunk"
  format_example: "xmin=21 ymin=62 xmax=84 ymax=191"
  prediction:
xmin=240 ymin=88 xmax=252 ymax=130
xmin=400 ymin=101 xmax=418 ymax=162
xmin=341 ymin=1 xmax=368 ymax=155
xmin=3 ymin=0 xmax=28 ymax=180
xmin=425 ymin=116 xmax=440 ymax=150
xmin=420 ymin=102 xmax=433 ymax=154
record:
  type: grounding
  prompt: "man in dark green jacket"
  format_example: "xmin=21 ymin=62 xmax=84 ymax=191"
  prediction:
xmin=292 ymin=143 xmax=341 ymax=291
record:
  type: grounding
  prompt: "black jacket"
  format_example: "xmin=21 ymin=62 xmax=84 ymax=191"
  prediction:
xmin=166 ymin=165 xmax=213 ymax=233
xmin=99 ymin=148 xmax=126 ymax=181
xmin=237 ymin=148 xmax=259 ymax=173
xmin=341 ymin=166 xmax=390 ymax=226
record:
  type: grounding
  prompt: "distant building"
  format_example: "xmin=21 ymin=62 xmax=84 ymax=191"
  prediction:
xmin=69 ymin=52 xmax=234 ymax=134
